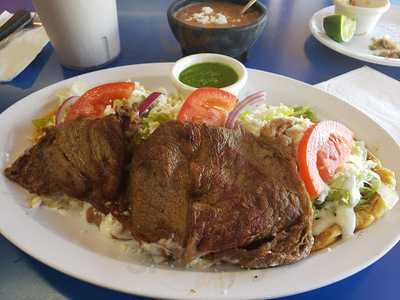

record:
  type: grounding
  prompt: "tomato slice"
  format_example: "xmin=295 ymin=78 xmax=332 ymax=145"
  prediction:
xmin=65 ymin=82 xmax=134 ymax=121
xmin=297 ymin=121 xmax=354 ymax=199
xmin=177 ymin=87 xmax=237 ymax=127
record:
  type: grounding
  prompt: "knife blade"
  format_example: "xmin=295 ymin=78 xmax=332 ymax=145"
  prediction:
xmin=0 ymin=10 xmax=33 ymax=42
xmin=0 ymin=10 xmax=42 ymax=49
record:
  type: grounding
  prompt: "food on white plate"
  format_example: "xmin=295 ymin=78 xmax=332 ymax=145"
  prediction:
xmin=323 ymin=14 xmax=356 ymax=43
xmin=239 ymin=101 xmax=397 ymax=250
xmin=369 ymin=35 xmax=400 ymax=58
xmin=4 ymin=81 xmax=398 ymax=268
xmin=5 ymin=116 xmax=130 ymax=223
xmin=129 ymin=119 xmax=313 ymax=268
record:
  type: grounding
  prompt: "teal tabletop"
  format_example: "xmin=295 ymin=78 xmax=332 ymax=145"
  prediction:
xmin=0 ymin=1 xmax=399 ymax=299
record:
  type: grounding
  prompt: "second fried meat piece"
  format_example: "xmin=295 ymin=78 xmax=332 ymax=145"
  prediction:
xmin=4 ymin=116 xmax=127 ymax=212
xmin=128 ymin=120 xmax=313 ymax=268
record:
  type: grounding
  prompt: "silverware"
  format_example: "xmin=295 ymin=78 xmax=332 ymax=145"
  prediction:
xmin=0 ymin=10 xmax=42 ymax=49
xmin=240 ymin=0 xmax=258 ymax=15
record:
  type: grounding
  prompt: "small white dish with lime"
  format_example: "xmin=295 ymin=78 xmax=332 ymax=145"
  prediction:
xmin=309 ymin=5 xmax=400 ymax=66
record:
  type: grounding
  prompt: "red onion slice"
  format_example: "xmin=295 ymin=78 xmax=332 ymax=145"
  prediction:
xmin=225 ymin=91 xmax=267 ymax=129
xmin=55 ymin=96 xmax=79 ymax=126
xmin=138 ymin=92 xmax=162 ymax=117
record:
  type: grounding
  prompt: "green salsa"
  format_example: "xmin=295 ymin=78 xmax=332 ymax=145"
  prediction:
xmin=179 ymin=62 xmax=239 ymax=88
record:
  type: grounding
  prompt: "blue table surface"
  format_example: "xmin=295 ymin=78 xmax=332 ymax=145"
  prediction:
xmin=1 ymin=1 xmax=400 ymax=299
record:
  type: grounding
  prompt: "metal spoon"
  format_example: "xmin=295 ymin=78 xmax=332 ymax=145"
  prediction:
xmin=240 ymin=0 xmax=258 ymax=15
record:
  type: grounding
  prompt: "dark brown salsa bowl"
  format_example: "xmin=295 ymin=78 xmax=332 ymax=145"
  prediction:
xmin=167 ymin=0 xmax=268 ymax=60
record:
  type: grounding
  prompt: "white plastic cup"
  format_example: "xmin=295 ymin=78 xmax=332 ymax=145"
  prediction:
xmin=334 ymin=0 xmax=390 ymax=35
xmin=32 ymin=0 xmax=121 ymax=70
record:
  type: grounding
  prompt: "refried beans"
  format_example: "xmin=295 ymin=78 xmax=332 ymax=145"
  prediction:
xmin=175 ymin=1 xmax=261 ymax=28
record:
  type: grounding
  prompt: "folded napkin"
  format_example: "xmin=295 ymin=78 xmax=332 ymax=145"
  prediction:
xmin=0 ymin=11 xmax=49 ymax=82
xmin=316 ymin=66 xmax=400 ymax=143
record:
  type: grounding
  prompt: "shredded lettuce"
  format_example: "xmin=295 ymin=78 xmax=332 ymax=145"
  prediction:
xmin=360 ymin=185 xmax=377 ymax=200
xmin=128 ymin=81 xmax=148 ymax=106
xmin=31 ymin=83 xmax=86 ymax=131
xmin=136 ymin=92 xmax=183 ymax=142
xmin=32 ymin=115 xmax=55 ymax=129
xmin=240 ymin=104 xmax=315 ymax=122
xmin=56 ymin=83 xmax=85 ymax=103
xmin=325 ymin=189 xmax=351 ymax=206
xmin=314 ymin=140 xmax=399 ymax=236
xmin=239 ymin=104 xmax=315 ymax=139
xmin=324 ymin=141 xmax=381 ymax=208
xmin=292 ymin=106 xmax=317 ymax=121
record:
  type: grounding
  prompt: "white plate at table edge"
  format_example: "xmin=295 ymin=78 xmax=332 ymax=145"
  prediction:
xmin=0 ymin=62 xmax=399 ymax=300
xmin=309 ymin=5 xmax=400 ymax=67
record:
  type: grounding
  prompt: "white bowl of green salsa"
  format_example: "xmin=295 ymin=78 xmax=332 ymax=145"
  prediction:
xmin=171 ymin=53 xmax=248 ymax=97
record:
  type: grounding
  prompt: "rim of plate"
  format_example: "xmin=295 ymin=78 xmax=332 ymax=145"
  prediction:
xmin=0 ymin=62 xmax=399 ymax=300
xmin=309 ymin=5 xmax=400 ymax=67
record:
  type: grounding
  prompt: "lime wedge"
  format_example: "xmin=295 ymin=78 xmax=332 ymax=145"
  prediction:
xmin=323 ymin=14 xmax=356 ymax=43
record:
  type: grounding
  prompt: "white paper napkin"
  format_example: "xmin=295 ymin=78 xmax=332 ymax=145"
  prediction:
xmin=0 ymin=11 xmax=49 ymax=82
xmin=316 ymin=66 xmax=400 ymax=143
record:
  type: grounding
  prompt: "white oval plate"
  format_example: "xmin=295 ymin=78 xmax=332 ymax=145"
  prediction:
xmin=309 ymin=5 xmax=400 ymax=67
xmin=0 ymin=63 xmax=399 ymax=300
